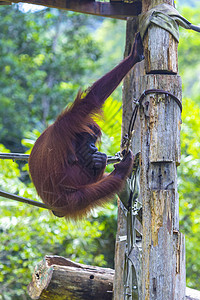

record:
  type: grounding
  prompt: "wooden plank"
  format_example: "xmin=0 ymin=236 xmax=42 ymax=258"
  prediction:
xmin=8 ymin=0 xmax=142 ymax=19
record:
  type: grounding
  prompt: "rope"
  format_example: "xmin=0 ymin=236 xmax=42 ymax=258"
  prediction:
xmin=0 ymin=152 xmax=121 ymax=164
xmin=0 ymin=189 xmax=52 ymax=210
xmin=0 ymin=90 xmax=181 ymax=210
xmin=0 ymin=153 xmax=29 ymax=161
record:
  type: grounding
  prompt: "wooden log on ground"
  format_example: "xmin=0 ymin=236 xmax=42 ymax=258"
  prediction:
xmin=27 ymin=255 xmax=114 ymax=300
xmin=27 ymin=255 xmax=200 ymax=300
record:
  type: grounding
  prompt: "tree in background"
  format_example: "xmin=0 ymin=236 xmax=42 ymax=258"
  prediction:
xmin=0 ymin=5 xmax=101 ymax=152
xmin=179 ymin=99 xmax=200 ymax=289
xmin=0 ymin=2 xmax=200 ymax=299
xmin=175 ymin=1 xmax=200 ymax=289
xmin=0 ymin=6 xmax=123 ymax=299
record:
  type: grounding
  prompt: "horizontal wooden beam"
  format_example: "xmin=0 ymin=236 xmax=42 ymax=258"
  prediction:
xmin=6 ymin=0 xmax=142 ymax=19
xmin=0 ymin=1 xmax=11 ymax=4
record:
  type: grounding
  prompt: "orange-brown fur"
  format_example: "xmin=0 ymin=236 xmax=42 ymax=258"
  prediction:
xmin=29 ymin=33 xmax=144 ymax=219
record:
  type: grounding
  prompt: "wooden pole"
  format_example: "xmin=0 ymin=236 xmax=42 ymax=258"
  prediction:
xmin=141 ymin=0 xmax=185 ymax=299
xmin=114 ymin=0 xmax=186 ymax=299
xmin=114 ymin=17 xmax=144 ymax=300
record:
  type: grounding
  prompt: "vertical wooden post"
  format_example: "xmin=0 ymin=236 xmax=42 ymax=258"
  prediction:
xmin=114 ymin=17 xmax=144 ymax=300
xmin=141 ymin=0 xmax=185 ymax=299
xmin=114 ymin=0 xmax=186 ymax=299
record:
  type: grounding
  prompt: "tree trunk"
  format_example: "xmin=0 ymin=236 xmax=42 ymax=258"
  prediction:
xmin=114 ymin=0 xmax=186 ymax=299
xmin=114 ymin=17 xmax=144 ymax=300
xmin=140 ymin=0 xmax=185 ymax=298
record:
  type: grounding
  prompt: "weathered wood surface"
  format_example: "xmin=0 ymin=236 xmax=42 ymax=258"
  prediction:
xmin=142 ymin=0 xmax=174 ymax=12
xmin=141 ymin=0 xmax=178 ymax=73
xmin=113 ymin=197 xmax=128 ymax=300
xmin=141 ymin=74 xmax=182 ymax=164
xmin=27 ymin=255 xmax=199 ymax=300
xmin=4 ymin=0 xmax=142 ymax=19
xmin=141 ymin=0 xmax=178 ymax=74
xmin=140 ymin=0 xmax=186 ymax=299
xmin=114 ymin=17 xmax=144 ymax=300
xmin=115 ymin=0 xmax=186 ymax=299
xmin=143 ymin=26 xmax=178 ymax=74
xmin=27 ymin=255 xmax=114 ymax=300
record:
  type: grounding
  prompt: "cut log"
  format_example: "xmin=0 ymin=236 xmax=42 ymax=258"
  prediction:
xmin=27 ymin=255 xmax=114 ymax=300
xmin=27 ymin=255 xmax=200 ymax=300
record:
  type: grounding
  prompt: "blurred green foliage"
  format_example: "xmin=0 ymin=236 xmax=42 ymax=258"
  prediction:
xmin=178 ymin=8 xmax=200 ymax=104
xmin=0 ymin=141 xmax=118 ymax=299
xmin=0 ymin=5 xmax=101 ymax=152
xmin=0 ymin=2 xmax=200 ymax=299
xmin=176 ymin=2 xmax=200 ymax=290
xmin=179 ymin=98 xmax=200 ymax=289
xmin=0 ymin=5 xmax=118 ymax=299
